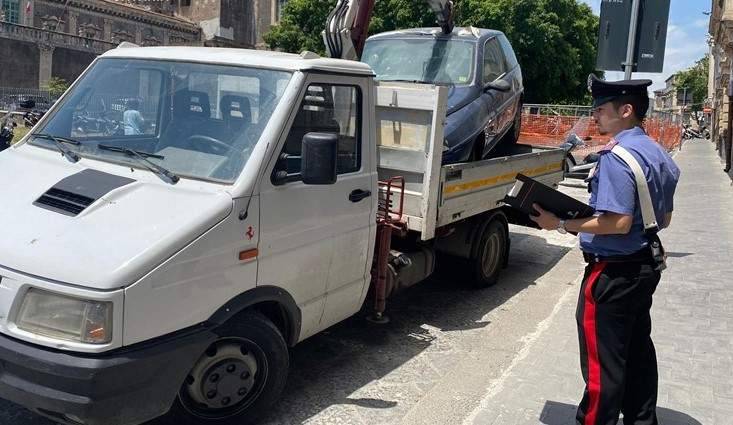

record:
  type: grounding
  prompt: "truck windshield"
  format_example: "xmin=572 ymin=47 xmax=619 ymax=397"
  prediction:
xmin=31 ymin=58 xmax=292 ymax=183
xmin=362 ymin=38 xmax=475 ymax=85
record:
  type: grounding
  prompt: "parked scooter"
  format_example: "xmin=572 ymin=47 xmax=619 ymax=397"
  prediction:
xmin=0 ymin=108 xmax=17 ymax=152
xmin=23 ymin=109 xmax=44 ymax=128
xmin=700 ymin=124 xmax=711 ymax=140
xmin=561 ymin=133 xmax=598 ymax=180
xmin=682 ymin=124 xmax=709 ymax=140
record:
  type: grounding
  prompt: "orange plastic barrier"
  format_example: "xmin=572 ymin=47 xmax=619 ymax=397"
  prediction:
xmin=518 ymin=114 xmax=682 ymax=158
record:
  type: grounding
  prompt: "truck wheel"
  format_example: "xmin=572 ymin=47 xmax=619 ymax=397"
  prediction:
xmin=162 ymin=312 xmax=288 ymax=425
xmin=470 ymin=220 xmax=507 ymax=288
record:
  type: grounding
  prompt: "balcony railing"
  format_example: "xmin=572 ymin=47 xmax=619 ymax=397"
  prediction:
xmin=0 ymin=21 xmax=117 ymax=54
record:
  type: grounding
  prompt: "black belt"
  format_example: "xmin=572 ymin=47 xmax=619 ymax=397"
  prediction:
xmin=583 ymin=247 xmax=654 ymax=264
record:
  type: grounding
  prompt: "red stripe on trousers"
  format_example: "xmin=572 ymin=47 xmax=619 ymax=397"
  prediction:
xmin=583 ymin=262 xmax=607 ymax=425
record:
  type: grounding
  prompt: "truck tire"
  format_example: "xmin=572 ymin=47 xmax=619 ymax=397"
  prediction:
xmin=470 ymin=220 xmax=507 ymax=288
xmin=161 ymin=312 xmax=289 ymax=425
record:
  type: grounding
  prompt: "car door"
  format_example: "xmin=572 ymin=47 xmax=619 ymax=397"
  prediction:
xmin=258 ymin=74 xmax=376 ymax=340
xmin=481 ymin=37 xmax=511 ymax=148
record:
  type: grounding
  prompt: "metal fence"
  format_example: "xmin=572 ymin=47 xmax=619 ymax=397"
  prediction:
xmin=522 ymin=103 xmax=593 ymax=117
xmin=0 ymin=87 xmax=53 ymax=111
xmin=519 ymin=103 xmax=683 ymax=155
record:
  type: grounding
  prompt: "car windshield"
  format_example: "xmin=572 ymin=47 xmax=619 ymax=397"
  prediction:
xmin=362 ymin=38 xmax=475 ymax=85
xmin=31 ymin=58 xmax=292 ymax=183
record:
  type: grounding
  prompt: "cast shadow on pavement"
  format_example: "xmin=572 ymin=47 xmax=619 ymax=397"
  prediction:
xmin=540 ymin=400 xmax=703 ymax=425
xmin=254 ymin=231 xmax=573 ymax=424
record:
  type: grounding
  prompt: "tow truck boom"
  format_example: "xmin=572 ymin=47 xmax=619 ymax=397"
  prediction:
xmin=323 ymin=0 xmax=453 ymax=60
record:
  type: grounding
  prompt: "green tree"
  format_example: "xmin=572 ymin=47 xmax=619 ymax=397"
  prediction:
xmin=457 ymin=0 xmax=599 ymax=103
xmin=45 ymin=77 xmax=70 ymax=99
xmin=264 ymin=0 xmax=437 ymax=55
xmin=675 ymin=55 xmax=709 ymax=115
xmin=264 ymin=0 xmax=334 ymax=55
xmin=266 ymin=0 xmax=600 ymax=104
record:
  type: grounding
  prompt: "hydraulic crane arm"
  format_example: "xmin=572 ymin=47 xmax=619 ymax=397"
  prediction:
xmin=323 ymin=0 xmax=453 ymax=61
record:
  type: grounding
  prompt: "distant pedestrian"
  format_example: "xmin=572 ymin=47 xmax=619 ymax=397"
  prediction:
xmin=530 ymin=75 xmax=680 ymax=425
xmin=123 ymin=98 xmax=144 ymax=135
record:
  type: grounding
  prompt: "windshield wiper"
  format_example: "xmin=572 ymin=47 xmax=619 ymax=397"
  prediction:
xmin=381 ymin=79 xmax=447 ymax=85
xmin=32 ymin=133 xmax=81 ymax=163
xmin=97 ymin=144 xmax=179 ymax=184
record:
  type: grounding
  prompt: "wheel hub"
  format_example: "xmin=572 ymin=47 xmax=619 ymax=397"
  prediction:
xmin=185 ymin=342 xmax=259 ymax=411
xmin=481 ymin=233 xmax=501 ymax=277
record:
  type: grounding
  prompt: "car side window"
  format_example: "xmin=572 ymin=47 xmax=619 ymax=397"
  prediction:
xmin=498 ymin=35 xmax=519 ymax=70
xmin=483 ymin=38 xmax=507 ymax=84
xmin=275 ymin=83 xmax=362 ymax=179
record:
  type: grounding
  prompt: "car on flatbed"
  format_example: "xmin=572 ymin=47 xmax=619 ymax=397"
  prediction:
xmin=362 ymin=27 xmax=524 ymax=164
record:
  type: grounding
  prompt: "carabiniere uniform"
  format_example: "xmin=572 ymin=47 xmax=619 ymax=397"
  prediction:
xmin=575 ymin=76 xmax=680 ymax=425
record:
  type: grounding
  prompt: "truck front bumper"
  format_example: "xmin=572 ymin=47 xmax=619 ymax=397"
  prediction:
xmin=0 ymin=327 xmax=216 ymax=425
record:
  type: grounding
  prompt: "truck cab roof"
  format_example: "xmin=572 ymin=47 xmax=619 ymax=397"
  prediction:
xmin=101 ymin=46 xmax=375 ymax=76
xmin=367 ymin=27 xmax=505 ymax=42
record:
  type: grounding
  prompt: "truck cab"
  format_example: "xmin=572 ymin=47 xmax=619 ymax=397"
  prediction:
xmin=0 ymin=46 xmax=380 ymax=425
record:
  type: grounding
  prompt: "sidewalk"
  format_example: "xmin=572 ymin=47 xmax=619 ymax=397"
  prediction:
xmin=464 ymin=139 xmax=733 ymax=425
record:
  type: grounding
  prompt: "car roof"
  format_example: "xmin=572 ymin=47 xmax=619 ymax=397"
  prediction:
xmin=100 ymin=46 xmax=375 ymax=75
xmin=367 ymin=27 xmax=504 ymax=43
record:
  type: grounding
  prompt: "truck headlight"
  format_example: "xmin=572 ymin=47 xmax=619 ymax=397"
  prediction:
xmin=16 ymin=288 xmax=113 ymax=344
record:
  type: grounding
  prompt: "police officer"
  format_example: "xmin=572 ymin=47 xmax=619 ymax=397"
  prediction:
xmin=531 ymin=75 xmax=680 ymax=425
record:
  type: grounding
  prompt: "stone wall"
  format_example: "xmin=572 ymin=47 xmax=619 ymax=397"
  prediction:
xmin=0 ymin=38 xmax=39 ymax=88
xmin=0 ymin=0 xmax=202 ymax=89
xmin=51 ymin=47 xmax=96 ymax=83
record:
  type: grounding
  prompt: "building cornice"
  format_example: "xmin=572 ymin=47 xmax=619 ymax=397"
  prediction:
xmin=42 ymin=0 xmax=200 ymax=34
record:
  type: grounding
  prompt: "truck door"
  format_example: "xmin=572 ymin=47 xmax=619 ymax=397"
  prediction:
xmin=258 ymin=74 xmax=376 ymax=340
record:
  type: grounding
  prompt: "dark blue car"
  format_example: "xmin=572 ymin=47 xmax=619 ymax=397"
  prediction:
xmin=363 ymin=27 xmax=524 ymax=164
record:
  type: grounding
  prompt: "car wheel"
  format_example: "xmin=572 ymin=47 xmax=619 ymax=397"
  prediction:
xmin=159 ymin=312 xmax=289 ymax=425
xmin=502 ymin=106 xmax=522 ymax=146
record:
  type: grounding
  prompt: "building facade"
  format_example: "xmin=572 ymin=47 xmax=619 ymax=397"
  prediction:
xmin=709 ymin=0 xmax=733 ymax=172
xmin=1 ymin=0 xmax=202 ymax=89
xmin=113 ymin=0 xmax=284 ymax=48
xmin=1 ymin=0 xmax=284 ymax=90
xmin=654 ymin=74 xmax=694 ymax=117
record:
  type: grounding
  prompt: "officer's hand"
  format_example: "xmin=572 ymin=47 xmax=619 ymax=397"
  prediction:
xmin=530 ymin=203 xmax=560 ymax=231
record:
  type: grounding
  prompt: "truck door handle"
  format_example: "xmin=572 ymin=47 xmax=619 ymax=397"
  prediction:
xmin=349 ymin=189 xmax=371 ymax=202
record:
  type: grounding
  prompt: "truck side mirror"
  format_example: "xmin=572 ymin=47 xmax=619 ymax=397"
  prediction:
xmin=485 ymin=80 xmax=511 ymax=92
xmin=302 ymin=132 xmax=338 ymax=185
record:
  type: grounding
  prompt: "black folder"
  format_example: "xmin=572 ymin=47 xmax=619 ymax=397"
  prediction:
xmin=503 ymin=174 xmax=595 ymax=221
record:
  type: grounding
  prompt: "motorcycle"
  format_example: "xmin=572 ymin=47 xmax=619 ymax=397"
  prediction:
xmin=682 ymin=124 xmax=709 ymax=140
xmin=1 ymin=108 xmax=17 ymax=152
xmin=560 ymin=133 xmax=598 ymax=180
xmin=73 ymin=111 xmax=122 ymax=137
xmin=23 ymin=109 xmax=45 ymax=128
xmin=700 ymin=124 xmax=711 ymax=140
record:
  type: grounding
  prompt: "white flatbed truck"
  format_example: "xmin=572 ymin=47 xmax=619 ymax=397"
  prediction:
xmin=0 ymin=46 xmax=563 ymax=425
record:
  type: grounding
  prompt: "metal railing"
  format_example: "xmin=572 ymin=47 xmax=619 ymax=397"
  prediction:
xmin=0 ymin=87 xmax=53 ymax=111
xmin=522 ymin=104 xmax=593 ymax=117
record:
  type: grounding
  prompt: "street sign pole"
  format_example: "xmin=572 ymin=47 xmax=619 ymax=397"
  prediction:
xmin=623 ymin=0 xmax=642 ymax=80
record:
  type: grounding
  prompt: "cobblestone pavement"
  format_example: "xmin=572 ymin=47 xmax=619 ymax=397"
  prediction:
xmin=1 ymin=139 xmax=728 ymax=425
